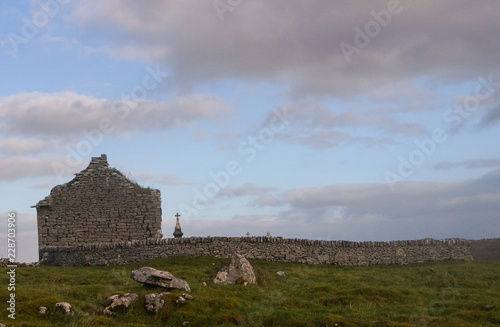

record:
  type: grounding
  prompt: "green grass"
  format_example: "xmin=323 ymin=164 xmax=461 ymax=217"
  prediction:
xmin=1 ymin=258 xmax=500 ymax=326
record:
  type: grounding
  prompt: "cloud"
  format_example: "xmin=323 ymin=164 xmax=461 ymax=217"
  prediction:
xmin=0 ymin=91 xmax=233 ymax=138
xmin=68 ymin=0 xmax=500 ymax=98
xmin=216 ymin=183 xmax=282 ymax=208
xmin=255 ymin=104 xmax=412 ymax=149
xmin=480 ymin=103 xmax=500 ymax=127
xmin=0 ymin=138 xmax=61 ymax=155
xmin=433 ymin=158 xmax=500 ymax=170
xmin=129 ymin=171 xmax=189 ymax=186
xmin=281 ymin=169 xmax=500 ymax=237
xmin=285 ymin=171 xmax=500 ymax=217
xmin=217 ymin=183 xmax=278 ymax=198
xmin=205 ymin=169 xmax=500 ymax=240
xmin=0 ymin=156 xmax=76 ymax=182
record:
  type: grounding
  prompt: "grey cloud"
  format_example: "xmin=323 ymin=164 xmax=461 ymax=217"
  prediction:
xmin=0 ymin=138 xmax=61 ymax=155
xmin=0 ymin=92 xmax=233 ymax=138
xmin=217 ymin=183 xmax=278 ymax=198
xmin=259 ymin=104 xmax=406 ymax=149
xmin=0 ymin=156 xmax=80 ymax=182
xmin=480 ymin=104 xmax=500 ymax=126
xmin=218 ymin=170 xmax=499 ymax=240
xmin=281 ymin=170 xmax=500 ymax=234
xmin=274 ymin=130 xmax=395 ymax=149
xmin=433 ymin=158 xmax=500 ymax=170
xmin=69 ymin=1 xmax=500 ymax=98
xmin=251 ymin=196 xmax=283 ymax=208
xmin=129 ymin=171 xmax=189 ymax=186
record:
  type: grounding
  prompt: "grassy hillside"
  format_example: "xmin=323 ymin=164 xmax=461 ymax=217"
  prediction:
xmin=1 ymin=257 xmax=500 ymax=326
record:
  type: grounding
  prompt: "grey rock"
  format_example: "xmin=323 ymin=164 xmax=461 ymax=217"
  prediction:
xmin=55 ymin=302 xmax=73 ymax=315
xmin=38 ymin=306 xmax=47 ymax=314
xmin=103 ymin=293 xmax=138 ymax=316
xmin=131 ymin=267 xmax=191 ymax=292
xmin=276 ymin=271 xmax=286 ymax=277
xmin=176 ymin=296 xmax=186 ymax=304
xmin=214 ymin=253 xmax=257 ymax=285
xmin=183 ymin=293 xmax=194 ymax=300
xmin=144 ymin=293 xmax=166 ymax=314
xmin=103 ymin=294 xmax=120 ymax=307
xmin=182 ymin=321 xmax=190 ymax=326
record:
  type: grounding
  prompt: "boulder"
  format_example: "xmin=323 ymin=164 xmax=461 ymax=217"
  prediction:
xmin=131 ymin=267 xmax=191 ymax=292
xmin=103 ymin=293 xmax=138 ymax=316
xmin=55 ymin=302 xmax=73 ymax=315
xmin=213 ymin=253 xmax=257 ymax=285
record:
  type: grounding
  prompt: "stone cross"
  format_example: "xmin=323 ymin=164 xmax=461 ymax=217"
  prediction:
xmin=173 ymin=213 xmax=183 ymax=238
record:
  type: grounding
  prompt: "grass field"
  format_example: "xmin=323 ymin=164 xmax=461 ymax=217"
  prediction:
xmin=1 ymin=257 xmax=499 ymax=326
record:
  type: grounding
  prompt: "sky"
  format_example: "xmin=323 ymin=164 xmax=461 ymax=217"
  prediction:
xmin=1 ymin=0 xmax=499 ymax=263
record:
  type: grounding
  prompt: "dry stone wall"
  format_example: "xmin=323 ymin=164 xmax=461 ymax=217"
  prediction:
xmin=34 ymin=155 xmax=162 ymax=249
xmin=39 ymin=236 xmax=473 ymax=266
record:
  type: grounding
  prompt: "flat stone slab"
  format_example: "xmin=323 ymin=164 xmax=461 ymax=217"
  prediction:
xmin=130 ymin=267 xmax=191 ymax=292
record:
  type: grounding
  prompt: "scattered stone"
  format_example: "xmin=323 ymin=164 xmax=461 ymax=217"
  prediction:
xmin=38 ymin=306 xmax=47 ymax=315
xmin=103 ymin=294 xmax=120 ymax=307
xmin=0 ymin=323 xmax=6 ymax=327
xmin=103 ymin=293 xmax=138 ymax=316
xmin=144 ymin=293 xmax=167 ymax=314
xmin=130 ymin=267 xmax=191 ymax=292
xmin=276 ymin=271 xmax=286 ymax=277
xmin=214 ymin=253 xmax=257 ymax=285
xmin=172 ymin=293 xmax=193 ymax=305
xmin=182 ymin=321 xmax=190 ymax=326
xmin=202 ymin=282 xmax=207 ymax=286
xmin=484 ymin=304 xmax=495 ymax=311
xmin=55 ymin=302 xmax=74 ymax=315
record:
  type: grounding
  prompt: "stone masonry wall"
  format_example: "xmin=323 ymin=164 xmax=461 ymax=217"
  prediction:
xmin=34 ymin=155 xmax=162 ymax=250
xmin=39 ymin=236 xmax=472 ymax=266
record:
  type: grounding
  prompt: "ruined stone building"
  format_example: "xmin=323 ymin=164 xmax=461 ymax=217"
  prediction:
xmin=33 ymin=154 xmax=162 ymax=251
xmin=33 ymin=156 xmax=473 ymax=267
